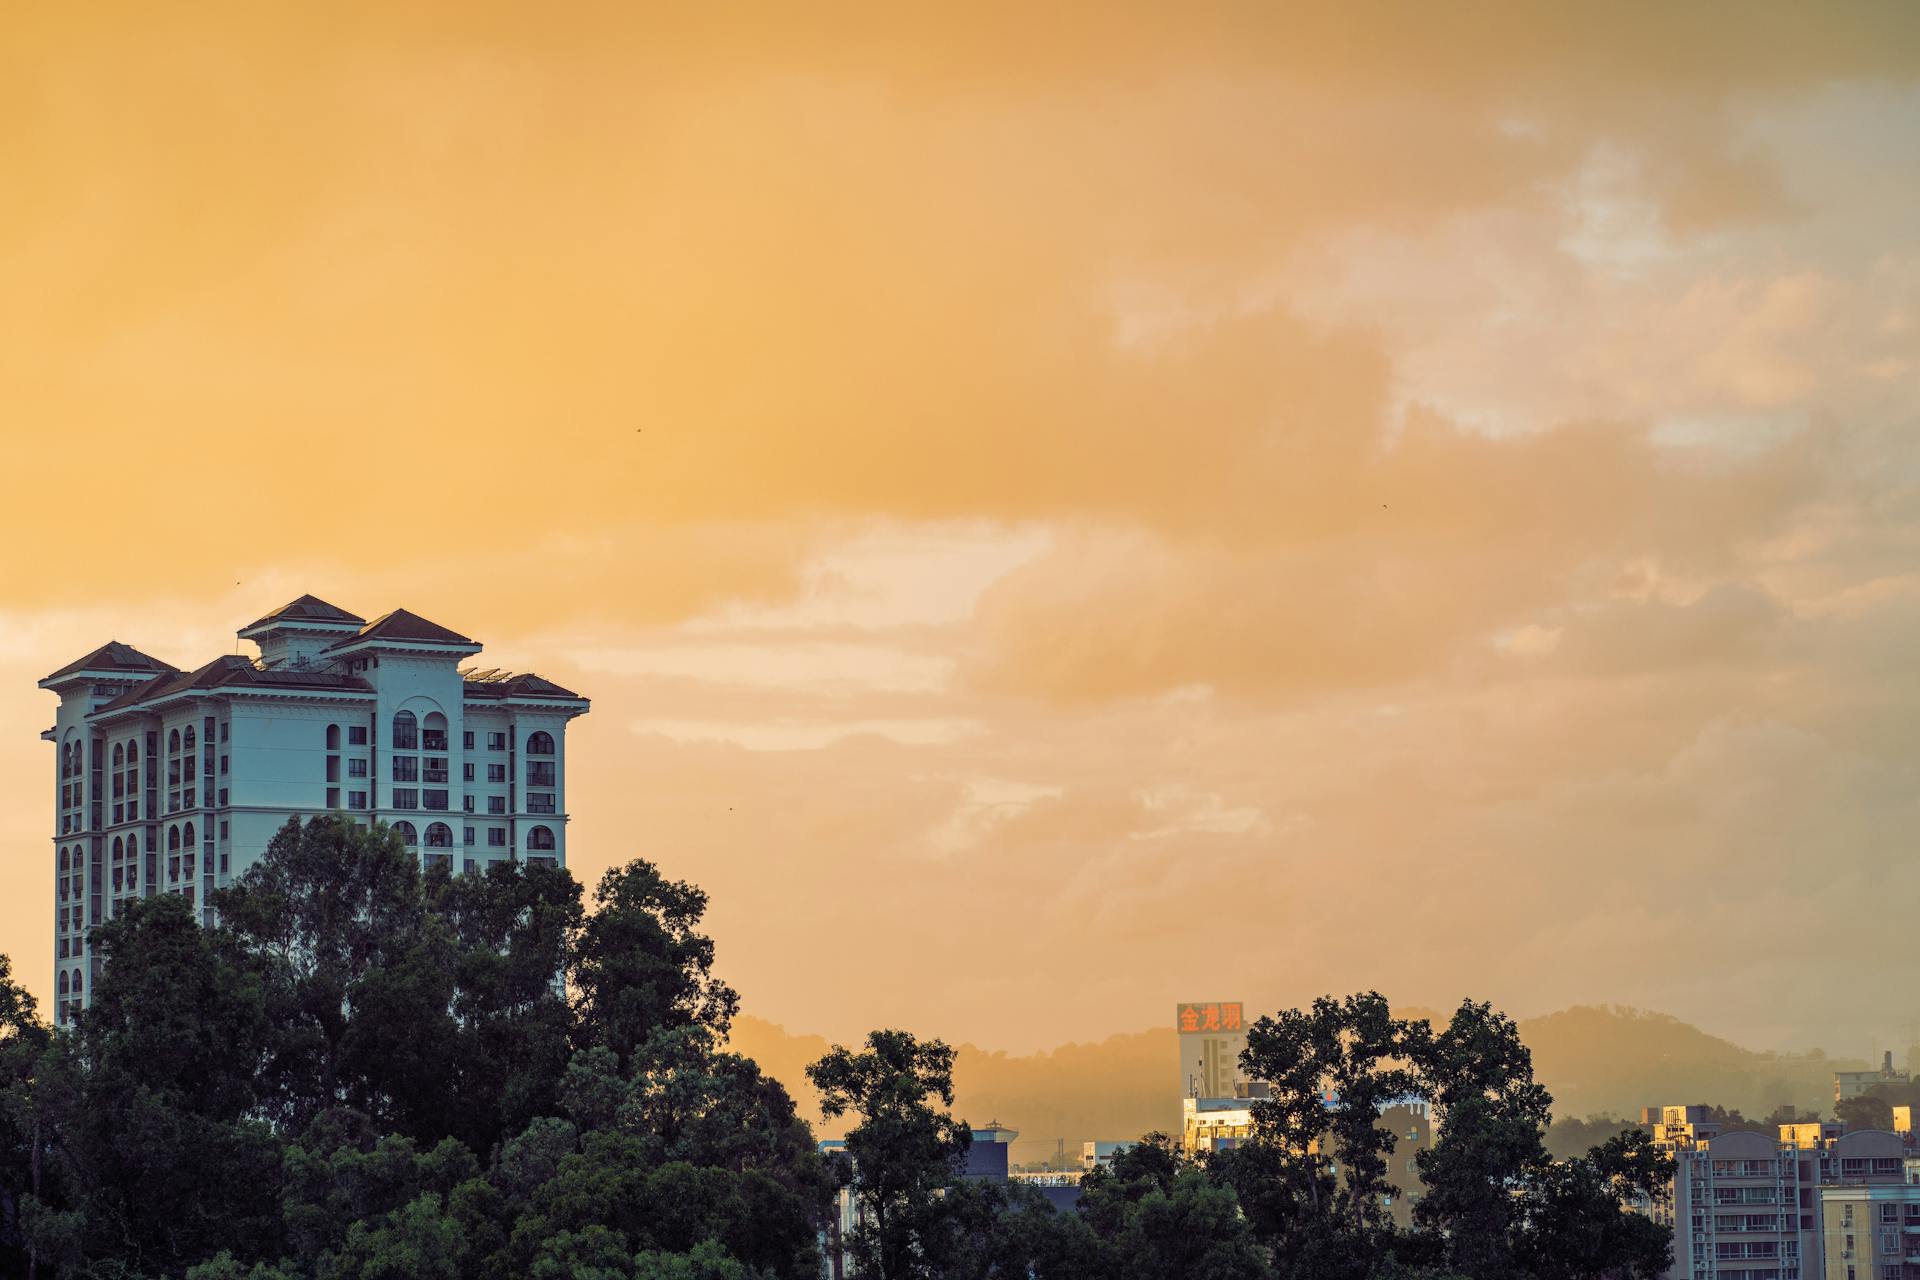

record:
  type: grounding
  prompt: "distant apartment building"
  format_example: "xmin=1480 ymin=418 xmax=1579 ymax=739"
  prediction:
xmin=41 ymin=596 xmax=588 ymax=1025
xmin=1177 ymin=1000 xmax=1252 ymax=1103
xmin=1645 ymin=1103 xmax=1918 ymax=1280
xmin=1817 ymin=1184 xmax=1920 ymax=1280
xmin=1837 ymin=1053 xmax=1913 ymax=1105
xmin=1180 ymin=1092 xmax=1432 ymax=1229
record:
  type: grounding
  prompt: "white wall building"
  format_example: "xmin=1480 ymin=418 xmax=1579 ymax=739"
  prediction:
xmin=41 ymin=595 xmax=589 ymax=1026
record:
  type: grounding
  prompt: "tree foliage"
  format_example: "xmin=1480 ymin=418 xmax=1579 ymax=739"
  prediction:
xmin=0 ymin=820 xmax=1676 ymax=1280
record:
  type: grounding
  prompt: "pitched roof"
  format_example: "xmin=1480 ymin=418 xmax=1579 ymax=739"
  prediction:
xmin=41 ymin=641 xmax=177 ymax=685
xmin=461 ymin=670 xmax=585 ymax=701
xmin=95 ymin=654 xmax=376 ymax=713
xmin=338 ymin=608 xmax=476 ymax=648
xmin=241 ymin=594 xmax=365 ymax=632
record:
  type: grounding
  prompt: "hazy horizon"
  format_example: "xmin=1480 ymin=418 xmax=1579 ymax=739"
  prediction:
xmin=6 ymin=3 xmax=1920 ymax=1060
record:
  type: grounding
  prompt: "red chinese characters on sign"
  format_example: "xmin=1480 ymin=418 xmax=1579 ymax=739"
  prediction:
xmin=1177 ymin=1002 xmax=1246 ymax=1034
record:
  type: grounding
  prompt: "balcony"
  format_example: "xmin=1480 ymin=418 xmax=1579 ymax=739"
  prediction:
xmin=422 ymin=731 xmax=448 ymax=752
xmin=526 ymin=763 xmax=556 ymax=787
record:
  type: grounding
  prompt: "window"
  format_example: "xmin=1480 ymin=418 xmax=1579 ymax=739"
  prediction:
xmin=393 ymin=821 xmax=418 ymax=845
xmin=527 ymin=793 xmax=556 ymax=814
xmin=220 ymin=754 xmax=228 ymax=774
xmin=487 ymin=764 xmax=506 ymax=783
xmin=422 ymin=728 xmax=448 ymax=752
xmin=424 ymin=758 xmax=448 ymax=784
xmin=112 ymin=743 xmax=124 ymax=768
xmin=182 ymin=821 xmax=194 ymax=845
xmin=183 ymin=726 xmax=196 ymax=751
xmin=526 ymin=762 xmax=556 ymax=787
xmin=219 ymin=821 xmax=228 ymax=839
xmin=220 ymin=721 xmax=229 ymax=742
xmin=392 ymin=711 xmax=418 ymax=750
xmin=392 ymin=756 xmax=418 ymax=782
xmin=392 ymin=789 xmax=419 ymax=810
xmin=348 ymin=726 xmax=368 ymax=746
xmin=425 ymin=852 xmax=453 ymax=872
xmin=127 ymin=740 xmax=139 ymax=764
xmin=464 ymin=859 xmax=476 ymax=875
xmin=326 ymin=724 xmax=341 ymax=750
xmin=526 ymin=731 xmax=555 ymax=756
xmin=168 ymin=729 xmax=180 ymax=754
xmin=423 ymin=790 xmax=449 ymax=811
xmin=326 ymin=787 xmax=341 ymax=810
xmin=347 ymin=791 xmax=368 ymax=810
xmin=348 ymin=759 xmax=368 ymax=778
xmin=527 ymin=855 xmax=557 ymax=870
xmin=463 ymin=826 xmax=475 ymax=846
xmin=487 ymin=732 xmax=506 ymax=751
xmin=168 ymin=826 xmax=180 ymax=852
xmin=487 ymin=827 xmax=506 ymax=847
xmin=527 ymin=825 xmax=555 ymax=851
xmin=463 ymin=796 xmax=474 ymax=813
xmin=425 ymin=822 xmax=453 ymax=848
xmin=463 ymin=763 xmax=475 ymax=781
xmin=463 ymin=731 xmax=474 ymax=750
xmin=487 ymin=796 xmax=505 ymax=815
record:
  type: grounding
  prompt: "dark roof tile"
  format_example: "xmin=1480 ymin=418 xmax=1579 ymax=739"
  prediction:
xmin=242 ymin=594 xmax=365 ymax=632
xmin=42 ymin=641 xmax=177 ymax=685
xmin=336 ymin=608 xmax=476 ymax=648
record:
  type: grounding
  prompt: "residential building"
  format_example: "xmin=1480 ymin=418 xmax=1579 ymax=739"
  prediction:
xmin=1646 ymin=1104 xmax=1916 ymax=1280
xmin=40 ymin=595 xmax=588 ymax=1026
xmin=1837 ymin=1054 xmax=1912 ymax=1104
xmin=1817 ymin=1183 xmax=1920 ymax=1280
xmin=1082 ymin=1140 xmax=1136 ymax=1171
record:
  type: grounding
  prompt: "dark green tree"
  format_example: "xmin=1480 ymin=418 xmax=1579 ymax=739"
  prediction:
xmin=1835 ymin=1093 xmax=1895 ymax=1133
xmin=27 ymin=895 xmax=283 ymax=1276
xmin=807 ymin=1030 xmax=970 ymax=1280
xmin=569 ymin=862 xmax=740 ymax=1071
xmin=1234 ymin=992 xmax=1418 ymax=1277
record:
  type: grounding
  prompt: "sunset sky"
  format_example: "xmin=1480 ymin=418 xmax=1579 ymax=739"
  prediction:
xmin=4 ymin=3 xmax=1919 ymax=1056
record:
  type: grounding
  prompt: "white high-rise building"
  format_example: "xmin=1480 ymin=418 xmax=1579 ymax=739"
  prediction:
xmin=40 ymin=595 xmax=589 ymax=1026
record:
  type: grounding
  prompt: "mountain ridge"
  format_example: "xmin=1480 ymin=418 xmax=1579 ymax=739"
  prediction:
xmin=727 ymin=1004 xmax=1883 ymax=1166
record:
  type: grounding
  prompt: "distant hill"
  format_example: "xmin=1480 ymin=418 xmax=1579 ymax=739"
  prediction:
xmin=727 ymin=1006 xmax=1873 ymax=1167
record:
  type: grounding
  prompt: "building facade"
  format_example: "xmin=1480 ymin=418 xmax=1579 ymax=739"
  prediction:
xmin=41 ymin=595 xmax=588 ymax=1026
xmin=1647 ymin=1104 xmax=1918 ymax=1280
xmin=1818 ymin=1183 xmax=1920 ymax=1280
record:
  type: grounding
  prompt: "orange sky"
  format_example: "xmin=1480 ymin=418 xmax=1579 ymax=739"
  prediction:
xmin=4 ymin=2 xmax=1919 ymax=1055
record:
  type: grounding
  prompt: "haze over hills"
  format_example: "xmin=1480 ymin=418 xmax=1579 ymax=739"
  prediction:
xmin=729 ymin=1006 xmax=1894 ymax=1167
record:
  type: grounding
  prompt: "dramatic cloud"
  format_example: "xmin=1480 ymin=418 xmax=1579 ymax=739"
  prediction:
xmin=2 ymin=2 xmax=1917 ymax=1054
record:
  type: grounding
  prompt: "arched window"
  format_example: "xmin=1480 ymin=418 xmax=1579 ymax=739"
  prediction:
xmin=126 ymin=831 xmax=139 ymax=855
xmin=526 ymin=731 xmax=555 ymax=756
xmin=326 ymin=724 xmax=341 ymax=750
xmin=182 ymin=821 xmax=195 ymax=846
xmin=127 ymin=739 xmax=138 ymax=764
xmin=59 ymin=848 xmax=69 ymax=872
xmin=111 ymin=836 xmax=123 ymax=859
xmin=392 ymin=710 xmax=418 ymax=750
xmin=424 ymin=822 xmax=453 ymax=848
xmin=184 ymin=726 xmax=196 ymax=751
xmin=527 ymin=825 xmax=556 ymax=851
xmin=113 ymin=743 xmax=124 ymax=768
xmin=71 ymin=970 xmax=81 ymax=996
xmin=57 ymin=972 xmax=68 ymax=996
xmin=393 ymin=821 xmax=418 ymax=846
xmin=168 ymin=729 xmax=180 ymax=754
xmin=421 ymin=711 xmax=448 ymax=751
xmin=168 ymin=825 xmax=181 ymax=852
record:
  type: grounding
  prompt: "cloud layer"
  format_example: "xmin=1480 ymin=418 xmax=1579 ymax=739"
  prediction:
xmin=2 ymin=2 xmax=1917 ymax=1054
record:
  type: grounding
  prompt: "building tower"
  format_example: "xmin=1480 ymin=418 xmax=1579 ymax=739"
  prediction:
xmin=40 ymin=595 xmax=589 ymax=1026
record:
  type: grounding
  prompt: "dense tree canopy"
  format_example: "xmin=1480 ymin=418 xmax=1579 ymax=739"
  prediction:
xmin=0 ymin=819 xmax=1672 ymax=1280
